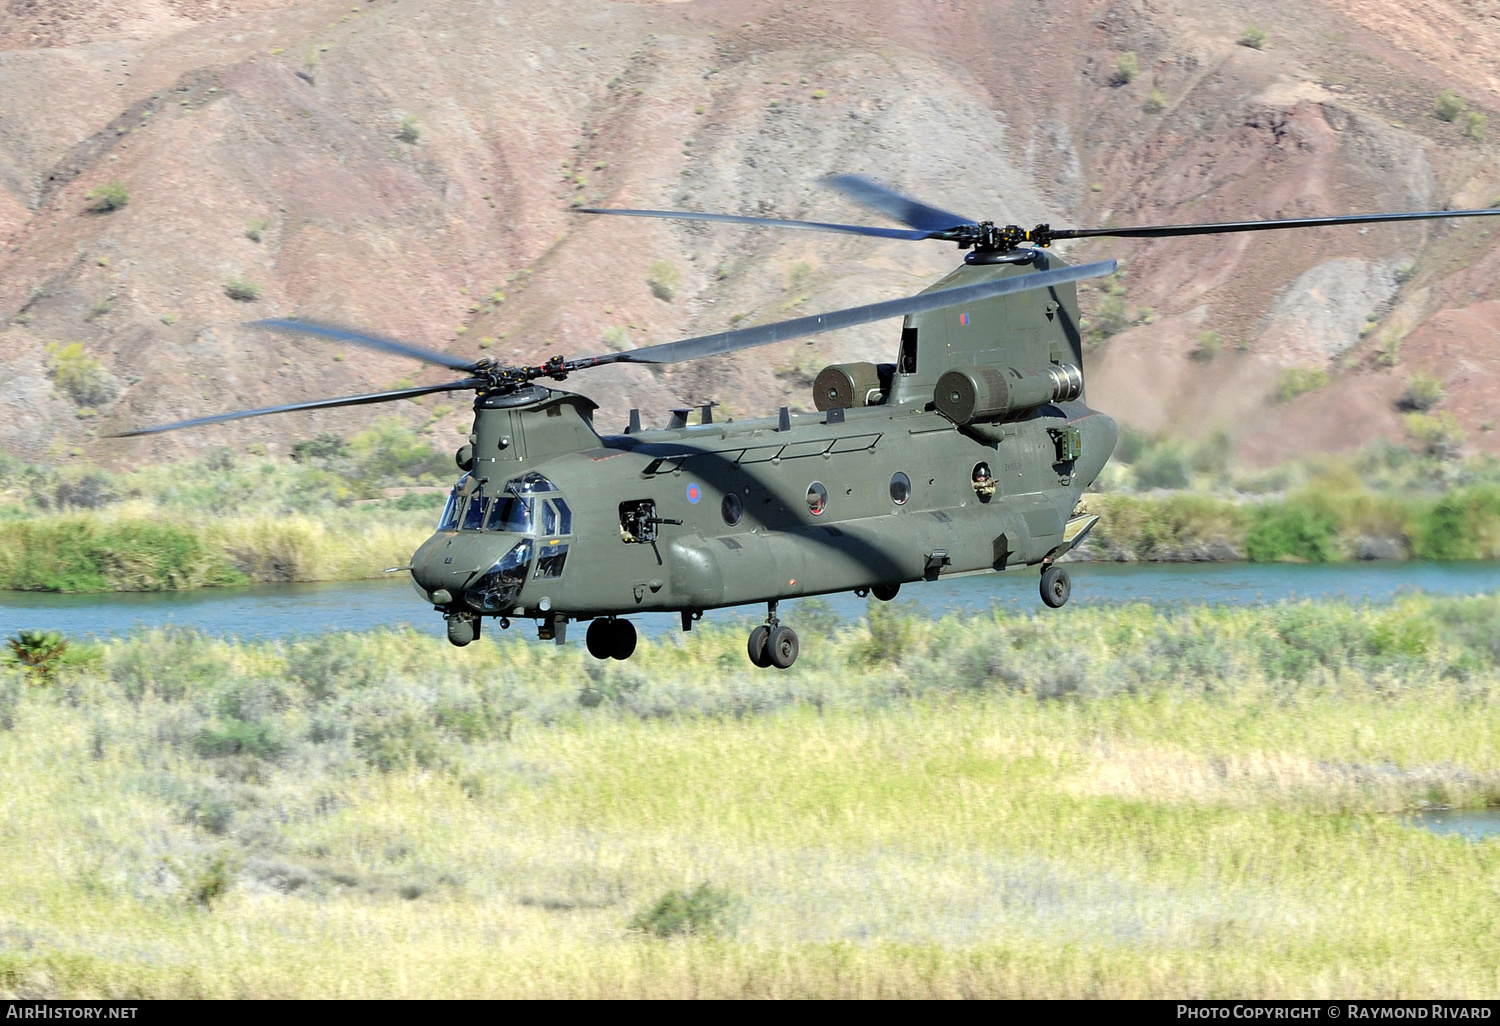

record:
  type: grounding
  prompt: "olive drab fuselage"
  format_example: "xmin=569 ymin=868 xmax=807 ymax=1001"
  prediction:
xmin=408 ymin=253 xmax=1120 ymax=635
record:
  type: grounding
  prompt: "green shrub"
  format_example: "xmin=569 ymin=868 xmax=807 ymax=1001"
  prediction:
xmin=1144 ymin=89 xmax=1168 ymax=113
xmin=1113 ymin=52 xmax=1139 ymax=85
xmin=1133 ymin=440 xmax=1193 ymax=490
xmin=1245 ymin=503 xmax=1340 ymax=562
xmin=396 ymin=116 xmax=421 ymax=144
xmin=1191 ymin=330 xmax=1221 ymax=360
xmin=194 ymin=718 xmax=284 ymax=760
xmin=1465 ymin=111 xmax=1487 ymax=141
xmin=1399 ymin=371 xmax=1444 ymax=412
xmin=85 ymin=180 xmax=130 ymax=213
xmin=629 ymin=883 xmax=736 ymax=938
xmin=1274 ymin=366 xmax=1328 ymax=402
xmin=1239 ymin=25 xmax=1267 ymax=49
xmin=44 ymin=342 xmax=117 ymax=406
xmin=245 ymin=218 xmax=270 ymax=242
xmin=5 ymin=630 xmax=69 ymax=682
xmin=1404 ymin=412 xmax=1465 ymax=455
xmin=225 ymin=279 xmax=262 ymax=302
xmin=1436 ymin=88 xmax=1468 ymax=122
xmin=647 ymin=260 xmax=679 ymax=302
xmin=1410 ymin=486 xmax=1500 ymax=560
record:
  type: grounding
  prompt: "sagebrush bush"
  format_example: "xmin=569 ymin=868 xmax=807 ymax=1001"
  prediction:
xmin=85 ymin=180 xmax=129 ymax=213
xmin=44 ymin=342 xmax=117 ymax=406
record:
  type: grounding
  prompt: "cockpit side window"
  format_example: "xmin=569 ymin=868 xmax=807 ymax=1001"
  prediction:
xmin=505 ymin=472 xmax=559 ymax=495
xmin=542 ymin=500 xmax=557 ymax=536
xmin=486 ymin=495 xmax=534 ymax=533
xmin=552 ymin=497 xmax=572 ymax=535
xmin=533 ymin=542 xmax=568 ymax=579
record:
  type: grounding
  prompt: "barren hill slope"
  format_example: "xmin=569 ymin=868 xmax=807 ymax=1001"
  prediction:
xmin=3 ymin=0 xmax=1500 ymax=469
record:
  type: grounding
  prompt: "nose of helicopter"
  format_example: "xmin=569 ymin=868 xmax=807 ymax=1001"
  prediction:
xmin=409 ymin=533 xmax=478 ymax=604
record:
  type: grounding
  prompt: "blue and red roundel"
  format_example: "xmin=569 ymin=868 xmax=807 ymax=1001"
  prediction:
xmin=686 ymin=483 xmax=701 ymax=504
xmin=959 ymin=312 xmax=971 ymax=326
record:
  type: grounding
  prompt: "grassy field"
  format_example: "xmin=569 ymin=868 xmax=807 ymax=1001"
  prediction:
xmin=2 ymin=596 xmax=1498 ymax=997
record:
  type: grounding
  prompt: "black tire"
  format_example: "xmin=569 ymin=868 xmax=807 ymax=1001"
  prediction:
xmin=767 ymin=625 xmax=799 ymax=669
xmin=586 ymin=618 xmax=612 ymax=660
xmin=1040 ymin=566 xmax=1071 ymax=608
xmin=610 ymin=618 xmax=637 ymax=660
xmin=747 ymin=625 xmax=773 ymax=668
xmin=871 ymin=583 xmax=901 ymax=602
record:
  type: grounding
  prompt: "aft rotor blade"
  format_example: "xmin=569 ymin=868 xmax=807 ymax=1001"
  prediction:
xmin=1051 ymin=207 xmax=1500 ymax=243
xmin=108 ymin=379 xmax=486 ymax=437
xmin=580 ymin=260 xmax=1115 ymax=367
xmin=821 ymin=174 xmax=977 ymax=234
xmin=577 ymin=206 xmax=933 ymax=241
xmin=249 ymin=319 xmax=481 ymax=373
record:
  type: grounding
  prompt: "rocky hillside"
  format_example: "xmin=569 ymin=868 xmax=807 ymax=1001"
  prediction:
xmin=3 ymin=0 xmax=1500 ymax=469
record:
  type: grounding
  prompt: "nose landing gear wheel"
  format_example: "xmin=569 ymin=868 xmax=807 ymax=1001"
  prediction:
xmin=747 ymin=625 xmax=773 ymax=668
xmin=1040 ymin=565 xmax=1071 ymax=608
xmin=767 ymin=625 xmax=799 ymax=669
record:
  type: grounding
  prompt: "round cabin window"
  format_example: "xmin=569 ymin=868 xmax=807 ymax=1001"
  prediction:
xmin=806 ymin=482 xmax=828 ymax=516
xmin=721 ymin=491 xmax=743 ymax=526
xmin=889 ymin=472 xmax=911 ymax=505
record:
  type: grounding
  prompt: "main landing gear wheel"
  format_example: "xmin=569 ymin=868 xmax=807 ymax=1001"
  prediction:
xmin=1040 ymin=565 xmax=1071 ymax=608
xmin=767 ymin=625 xmax=799 ymax=669
xmin=586 ymin=618 xmax=637 ymax=660
xmin=872 ymin=583 xmax=901 ymax=602
xmin=747 ymin=625 xmax=773 ymax=668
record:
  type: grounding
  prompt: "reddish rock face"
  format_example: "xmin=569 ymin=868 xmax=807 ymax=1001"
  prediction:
xmin=2 ymin=0 xmax=1498 ymax=468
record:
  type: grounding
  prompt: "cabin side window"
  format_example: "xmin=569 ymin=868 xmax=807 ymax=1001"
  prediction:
xmin=898 ymin=326 xmax=918 ymax=374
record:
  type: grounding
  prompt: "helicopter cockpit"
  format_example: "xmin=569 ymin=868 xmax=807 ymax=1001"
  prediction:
xmin=438 ymin=472 xmax=573 ymax=614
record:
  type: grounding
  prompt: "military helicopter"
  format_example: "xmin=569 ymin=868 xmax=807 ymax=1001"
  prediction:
xmin=114 ymin=175 xmax=1500 ymax=667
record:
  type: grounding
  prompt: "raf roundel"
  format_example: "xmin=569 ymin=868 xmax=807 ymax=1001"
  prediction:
xmin=686 ymin=483 xmax=702 ymax=504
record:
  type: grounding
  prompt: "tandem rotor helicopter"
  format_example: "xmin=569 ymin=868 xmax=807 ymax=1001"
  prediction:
xmin=115 ymin=174 xmax=1500 ymax=667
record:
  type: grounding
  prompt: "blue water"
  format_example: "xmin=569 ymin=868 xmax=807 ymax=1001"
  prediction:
xmin=0 ymin=559 xmax=1497 ymax=642
xmin=1405 ymin=810 xmax=1500 ymax=841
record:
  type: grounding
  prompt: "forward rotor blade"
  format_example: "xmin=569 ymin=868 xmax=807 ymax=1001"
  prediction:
xmin=108 ymin=379 xmax=486 ymax=437
xmin=821 ymin=174 xmax=977 ymax=234
xmin=577 ymin=206 xmax=933 ymax=241
xmin=582 ymin=260 xmax=1115 ymax=367
xmin=249 ymin=319 xmax=481 ymax=373
xmin=1052 ymin=207 xmax=1500 ymax=243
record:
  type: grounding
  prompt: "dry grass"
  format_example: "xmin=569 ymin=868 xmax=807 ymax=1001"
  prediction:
xmin=3 ymin=598 xmax=1500 ymax=997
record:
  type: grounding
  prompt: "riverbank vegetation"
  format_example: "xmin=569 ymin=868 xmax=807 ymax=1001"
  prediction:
xmin=4 ymin=424 xmax=1500 ymax=593
xmin=1 ymin=596 xmax=1498 ymax=997
xmin=0 ymin=420 xmax=446 ymax=591
xmin=1079 ymin=432 xmax=1500 ymax=562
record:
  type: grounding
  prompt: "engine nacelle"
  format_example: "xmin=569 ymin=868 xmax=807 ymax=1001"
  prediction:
xmin=812 ymin=362 xmax=892 ymax=411
xmin=933 ymin=363 xmax=1083 ymax=425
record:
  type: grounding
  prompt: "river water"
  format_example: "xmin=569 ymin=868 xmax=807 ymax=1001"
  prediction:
xmin=2 ymin=559 xmax=1497 ymax=642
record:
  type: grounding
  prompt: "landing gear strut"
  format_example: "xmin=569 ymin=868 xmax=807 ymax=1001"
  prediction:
xmin=1040 ymin=565 xmax=1071 ymax=608
xmin=586 ymin=617 xmax=637 ymax=660
xmin=747 ymin=600 xmax=798 ymax=669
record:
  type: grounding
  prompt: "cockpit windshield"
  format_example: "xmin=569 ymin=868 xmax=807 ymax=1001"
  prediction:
xmin=461 ymin=493 xmax=491 ymax=531
xmin=442 ymin=472 xmax=566 ymax=533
